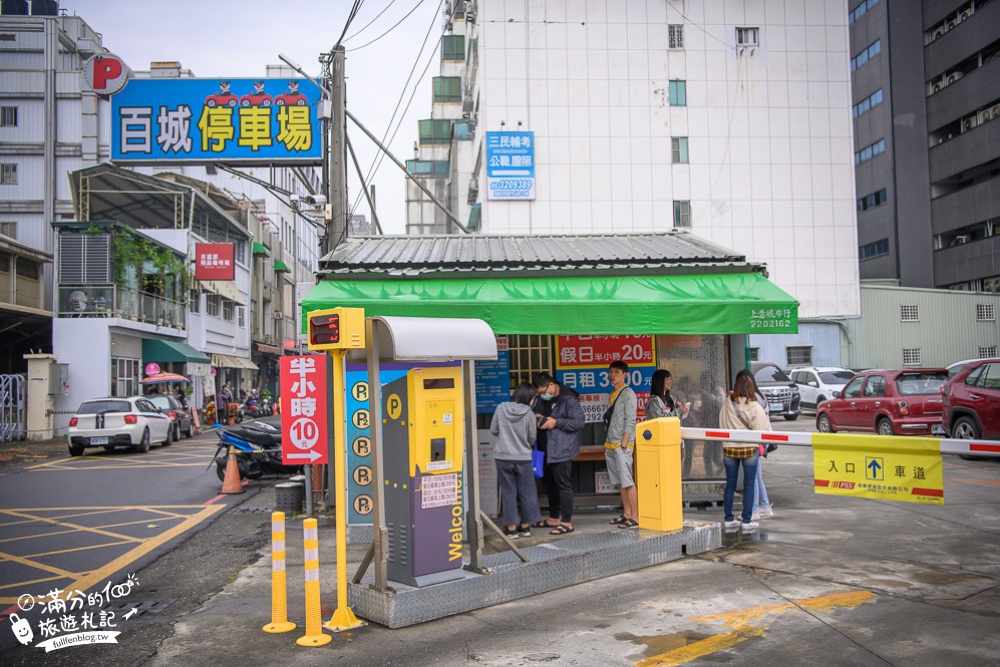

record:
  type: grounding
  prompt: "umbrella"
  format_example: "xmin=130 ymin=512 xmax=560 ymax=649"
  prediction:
xmin=140 ymin=372 xmax=190 ymax=384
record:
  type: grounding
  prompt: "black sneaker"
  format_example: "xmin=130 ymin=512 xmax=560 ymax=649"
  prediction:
xmin=502 ymin=526 xmax=519 ymax=539
xmin=518 ymin=525 xmax=531 ymax=537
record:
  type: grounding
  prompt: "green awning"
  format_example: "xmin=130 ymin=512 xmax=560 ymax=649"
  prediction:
xmin=252 ymin=241 xmax=271 ymax=257
xmin=274 ymin=259 xmax=289 ymax=272
xmin=143 ymin=339 xmax=212 ymax=364
xmin=302 ymin=272 xmax=798 ymax=335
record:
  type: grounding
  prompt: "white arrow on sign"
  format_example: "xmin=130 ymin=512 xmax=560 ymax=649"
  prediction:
xmin=285 ymin=450 xmax=323 ymax=462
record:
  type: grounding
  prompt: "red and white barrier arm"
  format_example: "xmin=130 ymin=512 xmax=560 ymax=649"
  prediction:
xmin=679 ymin=427 xmax=1000 ymax=459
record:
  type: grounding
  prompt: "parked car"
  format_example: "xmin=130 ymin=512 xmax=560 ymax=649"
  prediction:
xmin=66 ymin=396 xmax=173 ymax=456
xmin=144 ymin=394 xmax=193 ymax=440
xmin=815 ymin=369 xmax=949 ymax=436
xmin=947 ymin=358 xmax=990 ymax=378
xmin=790 ymin=367 xmax=856 ymax=409
xmin=941 ymin=358 xmax=1000 ymax=441
xmin=750 ymin=361 xmax=802 ymax=421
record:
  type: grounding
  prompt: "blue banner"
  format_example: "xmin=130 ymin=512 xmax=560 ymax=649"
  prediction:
xmin=486 ymin=131 xmax=535 ymax=200
xmin=111 ymin=78 xmax=323 ymax=163
xmin=474 ymin=349 xmax=511 ymax=414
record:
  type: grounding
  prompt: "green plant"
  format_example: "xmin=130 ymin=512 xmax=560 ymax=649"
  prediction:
xmin=112 ymin=227 xmax=189 ymax=300
xmin=260 ymin=389 xmax=272 ymax=401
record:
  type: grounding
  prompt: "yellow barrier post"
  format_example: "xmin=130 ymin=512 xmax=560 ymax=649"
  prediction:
xmin=636 ymin=417 xmax=684 ymax=532
xmin=296 ymin=518 xmax=331 ymax=647
xmin=263 ymin=511 xmax=296 ymax=633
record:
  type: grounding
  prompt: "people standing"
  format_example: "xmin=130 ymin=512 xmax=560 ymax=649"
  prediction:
xmin=717 ymin=372 xmax=769 ymax=533
xmin=532 ymin=373 xmax=585 ymax=535
xmin=646 ymin=369 xmax=690 ymax=421
xmin=735 ymin=369 xmax=774 ymax=520
xmin=490 ymin=383 xmax=543 ymax=538
xmin=605 ymin=361 xmax=639 ymax=529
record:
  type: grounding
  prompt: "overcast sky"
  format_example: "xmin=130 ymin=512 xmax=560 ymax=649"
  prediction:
xmin=67 ymin=0 xmax=445 ymax=234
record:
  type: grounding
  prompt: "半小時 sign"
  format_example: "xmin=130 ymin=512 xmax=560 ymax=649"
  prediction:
xmin=280 ymin=355 xmax=330 ymax=465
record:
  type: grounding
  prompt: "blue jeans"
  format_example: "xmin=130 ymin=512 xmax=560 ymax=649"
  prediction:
xmin=755 ymin=458 xmax=770 ymax=512
xmin=723 ymin=454 xmax=759 ymax=523
xmin=496 ymin=459 xmax=542 ymax=527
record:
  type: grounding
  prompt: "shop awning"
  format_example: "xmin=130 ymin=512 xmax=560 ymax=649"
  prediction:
xmin=302 ymin=272 xmax=798 ymax=335
xmin=211 ymin=353 xmax=259 ymax=370
xmin=274 ymin=259 xmax=289 ymax=272
xmin=143 ymin=339 xmax=211 ymax=364
xmin=252 ymin=242 xmax=271 ymax=257
xmin=200 ymin=280 xmax=247 ymax=306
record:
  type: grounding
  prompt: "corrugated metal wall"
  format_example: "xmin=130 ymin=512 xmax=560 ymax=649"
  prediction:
xmin=750 ymin=322 xmax=846 ymax=369
xmin=844 ymin=286 xmax=1000 ymax=369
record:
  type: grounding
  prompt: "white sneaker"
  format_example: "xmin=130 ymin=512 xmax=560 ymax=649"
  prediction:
xmin=758 ymin=507 xmax=773 ymax=518
xmin=741 ymin=521 xmax=759 ymax=532
xmin=723 ymin=520 xmax=740 ymax=531
xmin=751 ymin=513 xmax=760 ymax=521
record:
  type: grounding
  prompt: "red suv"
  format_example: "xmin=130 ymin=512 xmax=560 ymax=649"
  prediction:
xmin=942 ymin=358 xmax=1000 ymax=440
xmin=816 ymin=369 xmax=948 ymax=436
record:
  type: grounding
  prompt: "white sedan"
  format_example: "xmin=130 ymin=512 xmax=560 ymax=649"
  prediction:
xmin=66 ymin=396 xmax=173 ymax=456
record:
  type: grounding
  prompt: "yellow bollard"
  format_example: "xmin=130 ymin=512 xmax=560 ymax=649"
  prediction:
xmin=296 ymin=518 xmax=331 ymax=647
xmin=262 ymin=511 xmax=296 ymax=633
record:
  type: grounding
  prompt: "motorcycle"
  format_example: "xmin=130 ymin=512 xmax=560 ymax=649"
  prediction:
xmin=209 ymin=423 xmax=299 ymax=482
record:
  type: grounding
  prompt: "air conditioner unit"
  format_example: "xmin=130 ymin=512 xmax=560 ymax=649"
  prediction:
xmin=932 ymin=82 xmax=943 ymax=93
xmin=933 ymin=27 xmax=946 ymax=39
xmin=272 ymin=312 xmax=284 ymax=320
xmin=948 ymin=71 xmax=963 ymax=84
xmin=960 ymin=9 xmax=971 ymax=20
xmin=992 ymin=104 xmax=1000 ymax=117
xmin=962 ymin=116 xmax=978 ymax=132
xmin=947 ymin=19 xmax=958 ymax=29
xmin=982 ymin=108 xmax=994 ymax=122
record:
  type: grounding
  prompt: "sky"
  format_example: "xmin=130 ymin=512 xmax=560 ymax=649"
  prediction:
xmin=67 ymin=0 xmax=446 ymax=234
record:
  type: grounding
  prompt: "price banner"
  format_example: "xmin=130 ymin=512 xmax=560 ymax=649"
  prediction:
xmin=280 ymin=354 xmax=330 ymax=465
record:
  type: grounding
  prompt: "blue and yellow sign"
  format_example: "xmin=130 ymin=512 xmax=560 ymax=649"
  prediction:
xmin=812 ymin=434 xmax=944 ymax=505
xmin=111 ymin=78 xmax=323 ymax=164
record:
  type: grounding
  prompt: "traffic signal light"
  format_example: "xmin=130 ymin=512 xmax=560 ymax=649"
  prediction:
xmin=310 ymin=313 xmax=340 ymax=346
xmin=306 ymin=307 xmax=365 ymax=350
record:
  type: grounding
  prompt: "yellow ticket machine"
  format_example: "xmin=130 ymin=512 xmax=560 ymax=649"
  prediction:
xmin=382 ymin=366 xmax=465 ymax=587
xmin=636 ymin=417 xmax=683 ymax=532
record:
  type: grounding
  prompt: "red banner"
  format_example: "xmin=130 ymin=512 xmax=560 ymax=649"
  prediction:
xmin=556 ymin=335 xmax=654 ymax=368
xmin=194 ymin=243 xmax=235 ymax=281
xmin=280 ymin=354 xmax=329 ymax=465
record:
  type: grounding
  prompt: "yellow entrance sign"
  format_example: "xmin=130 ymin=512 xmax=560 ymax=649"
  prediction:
xmin=386 ymin=393 xmax=403 ymax=420
xmin=812 ymin=434 xmax=944 ymax=505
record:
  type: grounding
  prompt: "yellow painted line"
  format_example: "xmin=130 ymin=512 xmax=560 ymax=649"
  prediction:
xmin=0 ymin=575 xmax=72 ymax=599
xmin=3 ymin=510 xmax=146 ymax=544
xmin=634 ymin=591 xmax=875 ymax=667
xmin=21 ymin=540 xmax=134 ymax=560
xmin=0 ymin=550 xmax=77 ymax=578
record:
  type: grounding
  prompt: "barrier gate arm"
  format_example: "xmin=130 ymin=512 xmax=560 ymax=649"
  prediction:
xmin=679 ymin=427 xmax=1000 ymax=458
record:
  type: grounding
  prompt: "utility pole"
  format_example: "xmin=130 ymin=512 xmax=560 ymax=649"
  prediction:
xmin=326 ymin=46 xmax=348 ymax=253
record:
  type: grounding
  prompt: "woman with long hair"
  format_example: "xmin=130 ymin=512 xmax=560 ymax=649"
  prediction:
xmin=735 ymin=369 xmax=773 ymax=520
xmin=717 ymin=372 xmax=770 ymax=532
xmin=646 ymin=369 xmax=690 ymax=420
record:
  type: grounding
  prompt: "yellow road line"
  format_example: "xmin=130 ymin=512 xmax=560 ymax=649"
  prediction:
xmin=21 ymin=540 xmax=134 ymax=560
xmin=3 ymin=510 xmax=146 ymax=544
xmin=0 ymin=574 xmax=71 ymax=598
xmin=0 ymin=550 xmax=77 ymax=579
xmin=634 ymin=591 xmax=875 ymax=667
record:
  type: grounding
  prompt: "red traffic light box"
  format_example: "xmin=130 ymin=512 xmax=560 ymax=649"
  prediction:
xmin=307 ymin=307 xmax=365 ymax=351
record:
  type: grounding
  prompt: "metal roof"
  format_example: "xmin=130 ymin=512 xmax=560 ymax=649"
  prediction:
xmin=318 ymin=231 xmax=760 ymax=278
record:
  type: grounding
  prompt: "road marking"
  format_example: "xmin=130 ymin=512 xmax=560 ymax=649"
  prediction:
xmin=950 ymin=477 xmax=1000 ymax=487
xmin=634 ymin=591 xmax=875 ymax=667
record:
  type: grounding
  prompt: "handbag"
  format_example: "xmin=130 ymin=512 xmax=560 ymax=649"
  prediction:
xmin=603 ymin=390 xmax=621 ymax=427
xmin=531 ymin=444 xmax=545 ymax=478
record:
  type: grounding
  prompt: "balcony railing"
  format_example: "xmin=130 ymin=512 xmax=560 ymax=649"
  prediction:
xmin=58 ymin=285 xmax=185 ymax=329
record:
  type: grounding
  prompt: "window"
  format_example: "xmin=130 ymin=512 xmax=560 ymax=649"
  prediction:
xmin=0 ymin=106 xmax=16 ymax=127
xmin=979 ymin=346 xmax=998 ymax=358
xmin=852 ymin=89 xmax=883 ymax=118
xmin=235 ymin=238 xmax=246 ymax=264
xmin=859 ymin=238 xmax=889 ymax=260
xmin=863 ymin=375 xmax=886 ymax=397
xmin=842 ymin=377 xmax=863 ymax=398
xmin=406 ymin=159 xmax=450 ymax=175
xmin=419 ymin=119 xmax=453 ymax=145
xmin=189 ymin=290 xmax=199 ymax=313
xmin=848 ymin=0 xmax=879 ymax=25
xmin=857 ymin=188 xmax=887 ymax=212
xmin=223 ymin=300 xmax=234 ymax=322
xmin=0 ymin=163 xmax=16 ymax=185
xmin=206 ymin=294 xmax=219 ymax=317
xmin=786 ymin=346 xmax=812 ymax=366
xmin=748 ymin=347 xmax=760 ymax=362
xmin=507 ymin=335 xmax=552 ymax=388
xmin=673 ymin=200 xmax=691 ymax=228
xmin=432 ymin=77 xmax=462 ymax=104
xmin=854 ymin=139 xmax=885 ymax=165
xmin=671 ymin=137 xmax=689 ymax=163
xmin=976 ymin=304 xmax=995 ymax=321
xmin=668 ymin=80 xmax=687 ymax=106
xmin=900 ymin=305 xmax=919 ymax=321
xmin=735 ymin=27 xmax=759 ymax=47
xmin=0 ymin=222 xmax=14 ymax=238
xmin=668 ymin=24 xmax=684 ymax=49
xmin=441 ymin=35 xmax=464 ymax=62
xmin=111 ymin=357 xmax=139 ymax=397
xmin=850 ymin=40 xmax=881 ymax=71
xmin=237 ymin=306 xmax=245 ymax=327
xmin=902 ymin=347 xmax=922 ymax=366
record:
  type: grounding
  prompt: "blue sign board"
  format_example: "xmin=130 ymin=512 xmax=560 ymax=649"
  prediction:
xmin=111 ymin=78 xmax=323 ymax=164
xmin=474 ymin=349 xmax=511 ymax=414
xmin=486 ymin=131 xmax=535 ymax=200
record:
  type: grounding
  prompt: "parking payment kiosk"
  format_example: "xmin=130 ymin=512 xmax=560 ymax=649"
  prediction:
xmin=382 ymin=366 xmax=465 ymax=587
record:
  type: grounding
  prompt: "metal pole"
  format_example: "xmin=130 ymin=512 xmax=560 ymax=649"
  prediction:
xmin=304 ymin=464 xmax=313 ymax=515
xmin=462 ymin=360 xmax=487 ymax=573
xmin=366 ymin=319 xmax=390 ymax=591
xmin=345 ymin=133 xmax=383 ymax=235
xmin=328 ymin=46 xmax=348 ymax=250
xmin=369 ymin=185 xmax=382 ymax=235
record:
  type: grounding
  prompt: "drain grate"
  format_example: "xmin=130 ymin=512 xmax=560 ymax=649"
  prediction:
xmin=232 ymin=506 xmax=275 ymax=514
xmin=102 ymin=598 xmax=175 ymax=618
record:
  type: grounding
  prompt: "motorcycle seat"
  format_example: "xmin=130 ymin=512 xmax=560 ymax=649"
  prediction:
xmin=229 ymin=426 xmax=279 ymax=447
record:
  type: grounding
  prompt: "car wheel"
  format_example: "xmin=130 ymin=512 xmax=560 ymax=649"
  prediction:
xmin=185 ymin=424 xmax=193 ymax=438
xmin=784 ymin=414 xmax=799 ymax=421
xmin=953 ymin=415 xmax=981 ymax=440
xmin=68 ymin=443 xmax=84 ymax=456
xmin=877 ymin=418 xmax=895 ymax=436
xmin=817 ymin=413 xmax=834 ymax=433
xmin=161 ymin=425 xmax=174 ymax=446
xmin=134 ymin=428 xmax=150 ymax=453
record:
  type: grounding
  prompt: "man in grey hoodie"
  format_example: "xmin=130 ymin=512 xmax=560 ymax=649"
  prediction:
xmin=490 ymin=382 xmax=543 ymax=538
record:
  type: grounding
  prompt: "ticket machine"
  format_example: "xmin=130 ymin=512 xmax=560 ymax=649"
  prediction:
xmin=382 ymin=366 xmax=465 ymax=587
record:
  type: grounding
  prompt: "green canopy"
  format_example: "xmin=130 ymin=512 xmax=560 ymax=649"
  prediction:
xmin=142 ymin=339 xmax=211 ymax=364
xmin=302 ymin=272 xmax=798 ymax=335
xmin=274 ymin=259 xmax=289 ymax=272
xmin=252 ymin=241 xmax=271 ymax=257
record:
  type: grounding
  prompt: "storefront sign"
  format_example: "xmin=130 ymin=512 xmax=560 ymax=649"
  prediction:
xmin=280 ymin=355 xmax=329 ymax=465
xmin=474 ymin=337 xmax=511 ymax=414
xmin=82 ymin=53 xmax=131 ymax=96
xmin=555 ymin=335 xmax=656 ymax=423
xmin=144 ymin=363 xmax=160 ymax=377
xmin=194 ymin=243 xmax=235 ymax=281
xmin=486 ymin=131 xmax=535 ymax=200
xmin=110 ymin=78 xmax=323 ymax=164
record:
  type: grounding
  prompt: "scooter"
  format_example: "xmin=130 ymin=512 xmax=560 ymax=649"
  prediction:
xmin=209 ymin=423 xmax=299 ymax=482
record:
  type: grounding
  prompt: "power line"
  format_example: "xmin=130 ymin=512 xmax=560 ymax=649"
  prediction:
xmin=347 ymin=0 xmax=431 ymax=52
xmin=343 ymin=0 xmax=400 ymax=43
xmin=334 ymin=0 xmax=366 ymax=50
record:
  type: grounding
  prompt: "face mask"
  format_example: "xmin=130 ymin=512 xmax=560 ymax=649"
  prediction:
xmin=539 ymin=393 xmax=554 ymax=401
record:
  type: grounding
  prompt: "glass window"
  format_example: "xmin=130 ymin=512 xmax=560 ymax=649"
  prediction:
xmin=0 ymin=221 xmax=14 ymax=238
xmin=223 ymin=300 xmax=234 ymax=322
xmin=110 ymin=357 xmax=139 ymax=397
xmin=442 ymin=35 xmax=465 ymax=62
xmin=735 ymin=27 xmax=759 ymax=47
xmin=975 ymin=304 xmax=995 ymax=321
xmin=748 ymin=347 xmax=760 ymax=362
xmin=206 ymin=294 xmax=219 ymax=317
xmin=981 ymin=364 xmax=1000 ymax=390
xmin=0 ymin=163 xmax=16 ymax=185
xmin=754 ymin=364 xmax=791 ymax=383
xmin=842 ymin=377 xmax=863 ymax=398
xmin=901 ymin=348 xmax=922 ymax=366
xmin=238 ymin=306 xmax=245 ymax=327
xmin=900 ymin=305 xmax=919 ymax=321
xmin=673 ymin=200 xmax=691 ymax=228
xmin=668 ymin=80 xmax=686 ymax=107
xmin=235 ymin=238 xmax=246 ymax=265
xmin=432 ymin=77 xmax=462 ymax=104
xmin=0 ymin=106 xmax=16 ymax=127
xmin=189 ymin=290 xmax=199 ymax=313
xmin=896 ymin=371 xmax=947 ymax=394
xmin=820 ymin=371 xmax=856 ymax=383
xmin=508 ymin=335 xmax=552 ymax=388
xmin=418 ymin=119 xmax=453 ymax=145
xmin=863 ymin=375 xmax=886 ymax=397
xmin=786 ymin=346 xmax=812 ymax=366
xmin=668 ymin=24 xmax=684 ymax=49
xmin=671 ymin=137 xmax=689 ymax=163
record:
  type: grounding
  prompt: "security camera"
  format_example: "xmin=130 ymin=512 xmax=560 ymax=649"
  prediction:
xmin=305 ymin=194 xmax=327 ymax=207
xmin=290 ymin=194 xmax=301 ymax=203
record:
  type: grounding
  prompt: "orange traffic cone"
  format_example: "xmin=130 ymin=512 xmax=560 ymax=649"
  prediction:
xmin=221 ymin=446 xmax=244 ymax=494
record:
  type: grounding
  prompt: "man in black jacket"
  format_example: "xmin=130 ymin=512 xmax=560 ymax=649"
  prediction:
xmin=532 ymin=373 xmax=585 ymax=535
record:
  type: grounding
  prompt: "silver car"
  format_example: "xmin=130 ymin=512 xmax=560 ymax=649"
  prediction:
xmin=790 ymin=366 xmax=856 ymax=410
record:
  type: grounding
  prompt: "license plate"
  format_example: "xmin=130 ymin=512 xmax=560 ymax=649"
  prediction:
xmin=769 ymin=404 xmax=783 ymax=413
xmin=931 ymin=424 xmax=944 ymax=435
xmin=90 ymin=436 xmax=109 ymax=445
